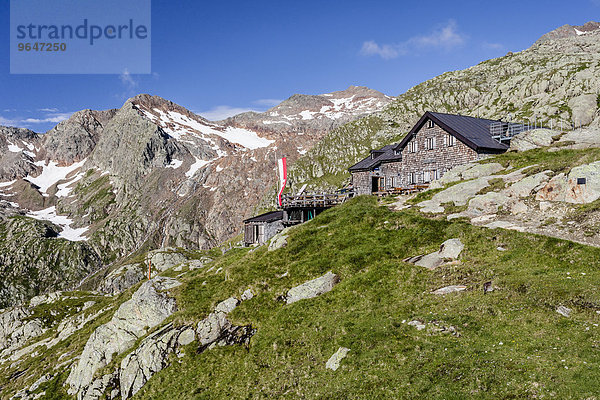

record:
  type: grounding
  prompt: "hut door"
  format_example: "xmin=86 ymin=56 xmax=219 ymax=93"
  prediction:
xmin=258 ymin=225 xmax=265 ymax=244
xmin=371 ymin=177 xmax=382 ymax=193
xmin=244 ymin=224 xmax=254 ymax=244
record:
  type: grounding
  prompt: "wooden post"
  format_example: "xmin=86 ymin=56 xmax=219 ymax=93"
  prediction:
xmin=148 ymin=260 xmax=152 ymax=280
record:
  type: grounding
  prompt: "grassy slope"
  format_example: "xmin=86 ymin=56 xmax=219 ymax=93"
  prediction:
xmin=130 ymin=196 xmax=600 ymax=399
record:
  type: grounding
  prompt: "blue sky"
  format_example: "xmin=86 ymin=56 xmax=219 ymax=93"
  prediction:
xmin=0 ymin=0 xmax=599 ymax=132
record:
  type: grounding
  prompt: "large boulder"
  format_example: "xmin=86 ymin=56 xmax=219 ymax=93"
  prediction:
xmin=285 ymin=271 xmax=340 ymax=304
xmin=66 ymin=277 xmax=181 ymax=397
xmin=420 ymin=177 xmax=491 ymax=214
xmin=145 ymin=249 xmax=187 ymax=272
xmin=509 ymin=129 xmax=559 ymax=152
xmin=569 ymin=94 xmax=598 ymax=127
xmin=536 ymin=161 xmax=600 ymax=203
xmin=504 ymin=171 xmax=551 ymax=198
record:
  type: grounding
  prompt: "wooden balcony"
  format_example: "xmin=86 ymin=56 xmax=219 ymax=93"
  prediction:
xmin=281 ymin=193 xmax=350 ymax=209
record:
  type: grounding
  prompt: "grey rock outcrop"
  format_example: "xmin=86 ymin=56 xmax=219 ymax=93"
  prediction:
xmin=285 ymin=271 xmax=340 ymax=304
xmin=0 ymin=307 xmax=44 ymax=359
xmin=119 ymin=323 xmax=195 ymax=399
xmin=268 ymin=228 xmax=290 ymax=251
xmin=66 ymin=277 xmax=180 ymax=397
xmin=196 ymin=296 xmax=255 ymax=353
xmin=420 ymin=177 xmax=491 ymax=213
xmin=98 ymin=264 xmax=146 ymax=295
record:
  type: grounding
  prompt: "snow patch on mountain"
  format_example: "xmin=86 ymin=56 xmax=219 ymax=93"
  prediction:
xmin=140 ymin=108 xmax=274 ymax=150
xmin=27 ymin=206 xmax=89 ymax=241
xmin=25 ymin=160 xmax=86 ymax=196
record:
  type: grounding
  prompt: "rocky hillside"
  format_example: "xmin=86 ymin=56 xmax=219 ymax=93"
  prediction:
xmin=287 ymin=22 xmax=600 ymax=191
xmin=0 ymin=87 xmax=391 ymax=308
xmin=5 ymin=133 xmax=600 ymax=397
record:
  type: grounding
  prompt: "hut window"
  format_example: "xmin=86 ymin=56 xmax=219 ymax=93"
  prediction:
xmin=407 ymin=141 xmax=418 ymax=153
xmin=446 ymin=134 xmax=456 ymax=147
xmin=425 ymin=137 xmax=435 ymax=150
xmin=427 ymin=120 xmax=435 ymax=129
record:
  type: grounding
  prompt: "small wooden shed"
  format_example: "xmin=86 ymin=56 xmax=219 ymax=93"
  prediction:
xmin=243 ymin=210 xmax=284 ymax=246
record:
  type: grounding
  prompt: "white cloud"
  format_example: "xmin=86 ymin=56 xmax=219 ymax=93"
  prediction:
xmin=0 ymin=116 xmax=15 ymax=126
xmin=411 ymin=20 xmax=465 ymax=48
xmin=117 ymin=68 xmax=139 ymax=99
xmin=197 ymin=105 xmax=258 ymax=121
xmin=119 ymin=69 xmax=137 ymax=89
xmin=360 ymin=41 xmax=406 ymax=59
xmin=38 ymin=107 xmax=58 ymax=112
xmin=360 ymin=20 xmax=466 ymax=60
xmin=253 ymin=98 xmax=283 ymax=107
xmin=198 ymin=98 xmax=284 ymax=121
xmin=22 ymin=112 xmax=73 ymax=124
xmin=0 ymin=111 xmax=73 ymax=128
xmin=483 ymin=42 xmax=504 ymax=50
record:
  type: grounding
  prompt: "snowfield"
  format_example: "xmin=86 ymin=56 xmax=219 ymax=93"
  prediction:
xmin=25 ymin=160 xmax=86 ymax=196
xmin=27 ymin=206 xmax=89 ymax=241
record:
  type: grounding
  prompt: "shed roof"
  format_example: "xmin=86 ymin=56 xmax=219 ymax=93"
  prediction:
xmin=348 ymin=144 xmax=402 ymax=172
xmin=395 ymin=111 xmax=509 ymax=153
xmin=243 ymin=210 xmax=283 ymax=223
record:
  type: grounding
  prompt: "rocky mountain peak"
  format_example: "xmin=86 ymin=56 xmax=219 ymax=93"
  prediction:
xmin=535 ymin=21 xmax=600 ymax=45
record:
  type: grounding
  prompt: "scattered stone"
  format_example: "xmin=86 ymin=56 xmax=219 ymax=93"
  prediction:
xmin=325 ymin=347 xmax=350 ymax=371
xmin=483 ymin=281 xmax=494 ymax=294
xmin=411 ymin=238 xmax=464 ymax=270
xmin=556 ymin=305 xmax=572 ymax=317
xmin=438 ymin=239 xmax=465 ymax=259
xmin=497 ymin=246 xmax=507 ymax=251
xmin=505 ymin=171 xmax=551 ymax=198
xmin=241 ymin=289 xmax=254 ymax=301
xmin=432 ymin=285 xmax=467 ymax=295
xmin=285 ymin=271 xmax=340 ymax=304
xmin=407 ymin=320 xmax=426 ymax=330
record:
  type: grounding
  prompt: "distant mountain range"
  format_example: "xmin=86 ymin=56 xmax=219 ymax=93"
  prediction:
xmin=0 ymin=86 xmax=391 ymax=307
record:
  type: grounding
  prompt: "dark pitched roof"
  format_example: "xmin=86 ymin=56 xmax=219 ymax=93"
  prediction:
xmin=243 ymin=210 xmax=283 ymax=223
xmin=348 ymin=145 xmax=402 ymax=172
xmin=395 ymin=111 xmax=509 ymax=153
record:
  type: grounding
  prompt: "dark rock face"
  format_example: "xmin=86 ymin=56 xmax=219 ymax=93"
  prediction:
xmin=41 ymin=109 xmax=117 ymax=165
